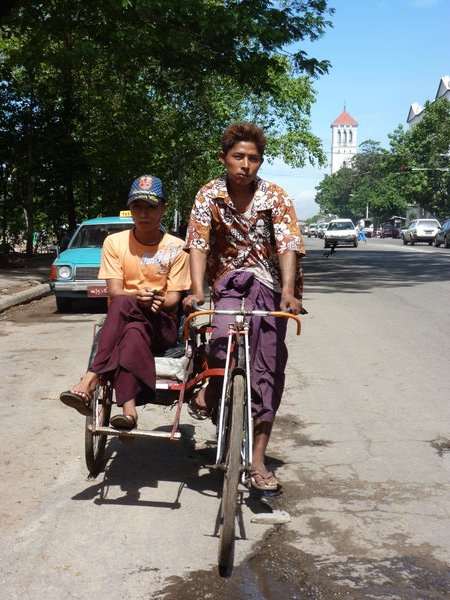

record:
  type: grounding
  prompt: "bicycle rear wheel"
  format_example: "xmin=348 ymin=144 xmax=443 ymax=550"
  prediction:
xmin=218 ymin=373 xmax=245 ymax=576
xmin=85 ymin=382 xmax=112 ymax=476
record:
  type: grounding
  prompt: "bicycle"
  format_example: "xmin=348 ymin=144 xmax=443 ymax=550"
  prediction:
xmin=83 ymin=299 xmax=301 ymax=576
xmin=187 ymin=300 xmax=301 ymax=576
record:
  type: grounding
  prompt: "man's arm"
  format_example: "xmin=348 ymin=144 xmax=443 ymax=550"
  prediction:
xmin=183 ymin=247 xmax=207 ymax=310
xmin=278 ymin=250 xmax=303 ymax=315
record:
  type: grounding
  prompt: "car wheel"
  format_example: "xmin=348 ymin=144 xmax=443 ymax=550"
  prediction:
xmin=434 ymin=237 xmax=440 ymax=247
xmin=410 ymin=239 xmax=415 ymax=246
xmin=403 ymin=237 xmax=408 ymax=245
xmin=445 ymin=236 xmax=450 ymax=249
xmin=56 ymin=297 xmax=72 ymax=312
xmin=428 ymin=241 xmax=432 ymax=246
xmin=324 ymin=242 xmax=329 ymax=249
xmin=353 ymin=240 xmax=358 ymax=247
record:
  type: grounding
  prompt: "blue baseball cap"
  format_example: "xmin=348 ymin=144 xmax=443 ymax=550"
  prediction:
xmin=127 ymin=175 xmax=165 ymax=206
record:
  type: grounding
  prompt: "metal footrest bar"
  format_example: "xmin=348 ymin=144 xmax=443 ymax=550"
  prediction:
xmin=88 ymin=425 xmax=181 ymax=440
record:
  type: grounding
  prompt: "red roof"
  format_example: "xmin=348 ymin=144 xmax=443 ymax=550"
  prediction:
xmin=332 ymin=110 xmax=358 ymax=126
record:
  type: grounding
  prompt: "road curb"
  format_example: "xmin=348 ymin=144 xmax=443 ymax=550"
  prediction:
xmin=0 ymin=283 xmax=51 ymax=314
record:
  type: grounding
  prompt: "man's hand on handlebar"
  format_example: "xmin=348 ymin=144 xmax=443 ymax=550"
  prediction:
xmin=280 ymin=292 xmax=307 ymax=315
xmin=183 ymin=293 xmax=205 ymax=313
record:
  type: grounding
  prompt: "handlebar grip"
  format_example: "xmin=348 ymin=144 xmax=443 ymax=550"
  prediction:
xmin=183 ymin=308 xmax=214 ymax=339
xmin=268 ymin=311 xmax=302 ymax=335
xmin=192 ymin=300 xmax=208 ymax=311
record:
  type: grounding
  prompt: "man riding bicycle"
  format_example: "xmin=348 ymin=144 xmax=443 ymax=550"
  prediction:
xmin=183 ymin=122 xmax=305 ymax=490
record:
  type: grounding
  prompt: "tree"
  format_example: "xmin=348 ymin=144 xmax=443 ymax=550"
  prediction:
xmin=315 ymin=168 xmax=355 ymax=218
xmin=398 ymin=98 xmax=450 ymax=217
xmin=0 ymin=0 xmax=334 ymax=251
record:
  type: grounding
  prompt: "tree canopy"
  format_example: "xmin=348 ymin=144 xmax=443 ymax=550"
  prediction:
xmin=0 ymin=0 xmax=334 ymax=252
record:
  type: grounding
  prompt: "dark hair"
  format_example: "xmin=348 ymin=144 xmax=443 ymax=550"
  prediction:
xmin=221 ymin=122 xmax=266 ymax=157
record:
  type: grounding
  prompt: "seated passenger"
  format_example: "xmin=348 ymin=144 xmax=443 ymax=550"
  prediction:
xmin=59 ymin=174 xmax=191 ymax=430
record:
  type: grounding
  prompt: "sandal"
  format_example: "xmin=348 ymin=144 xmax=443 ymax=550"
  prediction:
xmin=187 ymin=397 xmax=211 ymax=420
xmin=187 ymin=384 xmax=219 ymax=423
xmin=60 ymin=391 xmax=92 ymax=416
xmin=250 ymin=469 xmax=278 ymax=491
xmin=110 ymin=414 xmax=137 ymax=430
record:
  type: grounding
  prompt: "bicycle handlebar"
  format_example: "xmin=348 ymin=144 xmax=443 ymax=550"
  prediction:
xmin=184 ymin=301 xmax=302 ymax=338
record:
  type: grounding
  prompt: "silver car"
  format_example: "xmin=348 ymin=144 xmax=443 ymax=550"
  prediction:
xmin=317 ymin=223 xmax=328 ymax=238
xmin=402 ymin=219 xmax=440 ymax=246
xmin=434 ymin=219 xmax=450 ymax=248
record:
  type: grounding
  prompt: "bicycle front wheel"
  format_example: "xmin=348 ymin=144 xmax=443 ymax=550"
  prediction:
xmin=218 ymin=373 xmax=245 ymax=576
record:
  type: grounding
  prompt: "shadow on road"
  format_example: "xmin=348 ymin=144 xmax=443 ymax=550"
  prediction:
xmin=303 ymin=245 xmax=450 ymax=294
xmin=70 ymin=427 xmax=286 ymax=548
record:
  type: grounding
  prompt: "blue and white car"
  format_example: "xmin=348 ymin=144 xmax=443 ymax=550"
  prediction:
xmin=49 ymin=213 xmax=133 ymax=311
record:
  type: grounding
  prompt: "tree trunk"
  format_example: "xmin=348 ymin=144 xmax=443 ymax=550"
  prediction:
xmin=25 ymin=171 xmax=34 ymax=257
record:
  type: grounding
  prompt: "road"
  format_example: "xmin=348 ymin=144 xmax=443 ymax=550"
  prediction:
xmin=1 ymin=236 xmax=449 ymax=599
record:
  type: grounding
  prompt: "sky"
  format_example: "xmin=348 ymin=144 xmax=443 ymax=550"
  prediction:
xmin=258 ymin=0 xmax=450 ymax=220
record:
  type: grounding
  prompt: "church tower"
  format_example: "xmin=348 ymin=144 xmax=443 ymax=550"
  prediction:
xmin=331 ymin=108 xmax=358 ymax=173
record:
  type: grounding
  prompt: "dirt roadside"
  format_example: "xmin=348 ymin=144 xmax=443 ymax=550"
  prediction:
xmin=0 ymin=252 xmax=53 ymax=295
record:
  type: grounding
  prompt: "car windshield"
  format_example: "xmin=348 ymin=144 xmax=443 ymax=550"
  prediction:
xmin=329 ymin=222 xmax=353 ymax=231
xmin=419 ymin=220 xmax=439 ymax=227
xmin=69 ymin=223 xmax=133 ymax=248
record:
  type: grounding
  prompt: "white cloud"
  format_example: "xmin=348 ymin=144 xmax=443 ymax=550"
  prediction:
xmin=409 ymin=0 xmax=441 ymax=6
xmin=292 ymin=190 xmax=320 ymax=221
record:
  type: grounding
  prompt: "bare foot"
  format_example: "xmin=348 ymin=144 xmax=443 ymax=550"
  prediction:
xmin=71 ymin=371 xmax=98 ymax=401
xmin=113 ymin=399 xmax=138 ymax=443
xmin=122 ymin=398 xmax=138 ymax=424
xmin=190 ymin=386 xmax=209 ymax=415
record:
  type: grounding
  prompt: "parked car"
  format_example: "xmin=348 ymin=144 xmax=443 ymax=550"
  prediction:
xmin=307 ymin=223 xmax=318 ymax=237
xmin=49 ymin=213 xmax=134 ymax=311
xmin=317 ymin=223 xmax=328 ymax=238
xmin=324 ymin=219 xmax=358 ymax=248
xmin=433 ymin=219 xmax=450 ymax=248
xmin=380 ymin=223 xmax=401 ymax=238
xmin=402 ymin=218 xmax=441 ymax=246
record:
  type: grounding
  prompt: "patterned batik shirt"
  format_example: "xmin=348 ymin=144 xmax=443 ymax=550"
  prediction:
xmin=185 ymin=176 xmax=305 ymax=297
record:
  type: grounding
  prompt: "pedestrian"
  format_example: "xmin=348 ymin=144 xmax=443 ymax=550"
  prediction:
xmin=183 ymin=122 xmax=305 ymax=490
xmin=358 ymin=219 xmax=367 ymax=243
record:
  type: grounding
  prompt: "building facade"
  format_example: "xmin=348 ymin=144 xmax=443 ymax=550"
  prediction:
xmin=407 ymin=75 xmax=450 ymax=128
xmin=330 ymin=108 xmax=358 ymax=174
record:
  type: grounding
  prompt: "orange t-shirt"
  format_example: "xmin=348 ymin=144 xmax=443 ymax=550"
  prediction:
xmin=98 ymin=229 xmax=191 ymax=294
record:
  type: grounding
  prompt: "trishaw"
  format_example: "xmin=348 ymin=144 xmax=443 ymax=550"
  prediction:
xmin=84 ymin=301 xmax=301 ymax=576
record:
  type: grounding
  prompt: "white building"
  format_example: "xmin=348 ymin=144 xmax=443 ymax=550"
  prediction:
xmin=330 ymin=108 xmax=358 ymax=174
xmin=407 ymin=75 xmax=450 ymax=128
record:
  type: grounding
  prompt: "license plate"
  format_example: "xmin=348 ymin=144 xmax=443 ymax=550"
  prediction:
xmin=87 ymin=285 xmax=108 ymax=297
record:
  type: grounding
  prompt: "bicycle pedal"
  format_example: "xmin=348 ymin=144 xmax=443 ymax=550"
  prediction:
xmin=205 ymin=463 xmax=225 ymax=471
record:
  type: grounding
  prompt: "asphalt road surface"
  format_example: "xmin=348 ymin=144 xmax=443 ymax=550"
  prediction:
xmin=1 ymin=236 xmax=449 ymax=599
